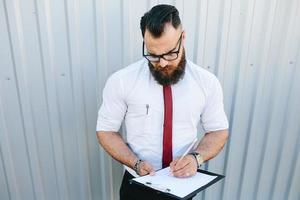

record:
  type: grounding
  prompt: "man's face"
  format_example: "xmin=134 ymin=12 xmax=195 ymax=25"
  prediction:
xmin=143 ymin=24 xmax=186 ymax=85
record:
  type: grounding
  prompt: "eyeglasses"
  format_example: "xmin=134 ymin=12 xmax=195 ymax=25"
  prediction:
xmin=143 ymin=32 xmax=183 ymax=62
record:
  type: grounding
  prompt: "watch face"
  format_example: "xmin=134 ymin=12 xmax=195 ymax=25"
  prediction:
xmin=189 ymin=152 xmax=203 ymax=167
xmin=196 ymin=154 xmax=203 ymax=165
xmin=192 ymin=153 xmax=203 ymax=167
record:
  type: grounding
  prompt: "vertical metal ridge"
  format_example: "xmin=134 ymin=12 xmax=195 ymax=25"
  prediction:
xmin=268 ymin=72 xmax=295 ymax=200
xmin=213 ymin=0 xmax=226 ymax=77
xmin=32 ymin=0 xmax=53 ymax=198
xmin=63 ymin=0 xmax=93 ymax=199
xmin=221 ymin=0 xmax=254 ymax=198
xmin=285 ymin=124 xmax=300 ymax=200
xmin=61 ymin=1 xmax=80 ymax=198
xmin=92 ymin=0 xmax=100 ymax=103
xmin=95 ymin=0 xmax=109 ymax=108
xmin=108 ymin=156 xmax=114 ymax=200
xmin=78 ymin=16 xmax=93 ymax=200
xmin=91 ymin=0 xmax=101 ymax=199
xmin=215 ymin=0 xmax=234 ymax=195
xmin=284 ymin=47 xmax=300 ymax=199
xmin=94 ymin=0 xmax=109 ymax=198
xmin=50 ymin=0 xmax=71 ymax=193
xmin=214 ymin=0 xmax=232 ymax=82
xmin=0 ymin=146 xmax=11 ymax=200
xmin=253 ymin=84 xmax=275 ymax=200
xmin=267 ymin=3 xmax=297 ymax=199
xmin=120 ymin=0 xmax=125 ymax=66
xmin=218 ymin=1 xmax=237 ymax=199
xmin=202 ymin=1 xmax=209 ymax=66
xmin=80 ymin=71 xmax=93 ymax=200
xmin=0 ymin=96 xmax=12 ymax=200
xmin=42 ymin=0 xmax=70 ymax=199
xmin=236 ymin=0 xmax=258 ymax=198
xmin=252 ymin=0 xmax=279 ymax=199
xmin=3 ymin=0 xmax=37 ymax=199
xmin=192 ymin=0 xmax=201 ymax=63
xmin=99 ymin=151 xmax=108 ymax=200
xmin=74 ymin=1 xmax=93 ymax=199
xmin=63 ymin=0 xmax=76 ymax=108
xmin=255 ymin=16 xmax=285 ymax=198
xmin=54 ymin=71 xmax=71 ymax=200
xmin=34 ymin=0 xmax=59 ymax=195
xmin=100 ymin=0 xmax=108 ymax=80
xmin=194 ymin=0 xmax=208 ymax=66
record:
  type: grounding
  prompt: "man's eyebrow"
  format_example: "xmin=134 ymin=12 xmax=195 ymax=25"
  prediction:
xmin=147 ymin=45 xmax=178 ymax=56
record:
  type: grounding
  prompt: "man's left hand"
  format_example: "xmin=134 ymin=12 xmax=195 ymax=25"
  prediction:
xmin=169 ymin=155 xmax=198 ymax=178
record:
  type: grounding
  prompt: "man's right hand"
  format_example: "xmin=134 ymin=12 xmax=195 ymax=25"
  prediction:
xmin=137 ymin=161 xmax=155 ymax=176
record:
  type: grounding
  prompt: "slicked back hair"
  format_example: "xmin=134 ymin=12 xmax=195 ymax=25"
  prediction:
xmin=140 ymin=4 xmax=181 ymax=38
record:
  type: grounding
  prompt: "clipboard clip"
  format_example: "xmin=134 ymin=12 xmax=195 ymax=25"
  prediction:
xmin=145 ymin=182 xmax=171 ymax=193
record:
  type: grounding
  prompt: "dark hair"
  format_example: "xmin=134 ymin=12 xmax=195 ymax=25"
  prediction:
xmin=140 ymin=4 xmax=181 ymax=38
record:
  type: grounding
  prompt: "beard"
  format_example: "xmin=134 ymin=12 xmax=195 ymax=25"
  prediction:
xmin=148 ymin=49 xmax=186 ymax=86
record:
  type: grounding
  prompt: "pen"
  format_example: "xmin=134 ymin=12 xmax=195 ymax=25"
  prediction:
xmin=146 ymin=104 xmax=149 ymax=115
xmin=176 ymin=138 xmax=198 ymax=166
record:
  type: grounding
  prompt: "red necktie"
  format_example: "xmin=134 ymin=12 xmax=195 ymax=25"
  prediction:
xmin=162 ymin=85 xmax=173 ymax=168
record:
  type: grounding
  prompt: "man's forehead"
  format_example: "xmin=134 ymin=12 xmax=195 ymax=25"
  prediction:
xmin=144 ymin=25 xmax=182 ymax=54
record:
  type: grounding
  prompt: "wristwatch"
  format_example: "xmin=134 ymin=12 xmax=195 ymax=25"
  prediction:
xmin=188 ymin=152 xmax=204 ymax=168
xmin=133 ymin=159 xmax=143 ymax=175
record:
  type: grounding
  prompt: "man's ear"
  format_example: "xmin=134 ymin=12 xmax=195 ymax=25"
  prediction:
xmin=182 ymin=30 xmax=186 ymax=45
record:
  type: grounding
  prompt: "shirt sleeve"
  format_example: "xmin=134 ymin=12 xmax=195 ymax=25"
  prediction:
xmin=96 ymin=73 xmax=127 ymax=132
xmin=201 ymin=75 xmax=229 ymax=132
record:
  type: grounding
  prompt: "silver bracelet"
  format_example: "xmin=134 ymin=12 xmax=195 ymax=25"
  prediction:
xmin=133 ymin=159 xmax=143 ymax=175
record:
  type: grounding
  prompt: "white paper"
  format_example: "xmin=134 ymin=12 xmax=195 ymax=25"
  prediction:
xmin=132 ymin=167 xmax=217 ymax=198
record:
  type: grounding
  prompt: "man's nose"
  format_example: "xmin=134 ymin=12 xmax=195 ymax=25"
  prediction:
xmin=159 ymin=58 xmax=168 ymax=68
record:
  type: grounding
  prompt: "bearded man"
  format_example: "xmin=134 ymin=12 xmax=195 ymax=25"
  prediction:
xmin=96 ymin=4 xmax=229 ymax=200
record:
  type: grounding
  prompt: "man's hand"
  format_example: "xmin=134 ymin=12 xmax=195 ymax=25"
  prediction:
xmin=169 ymin=155 xmax=198 ymax=178
xmin=137 ymin=161 xmax=156 ymax=176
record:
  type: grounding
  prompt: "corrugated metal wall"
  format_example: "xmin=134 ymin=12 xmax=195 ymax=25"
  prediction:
xmin=0 ymin=0 xmax=299 ymax=199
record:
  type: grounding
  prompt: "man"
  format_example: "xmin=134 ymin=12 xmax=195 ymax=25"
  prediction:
xmin=96 ymin=4 xmax=229 ymax=200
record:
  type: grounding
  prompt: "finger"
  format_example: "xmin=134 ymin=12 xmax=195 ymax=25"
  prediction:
xmin=169 ymin=156 xmax=181 ymax=172
xmin=140 ymin=161 xmax=155 ymax=176
xmin=172 ymin=163 xmax=195 ymax=178
xmin=173 ymin=157 xmax=190 ymax=172
xmin=172 ymin=166 xmax=189 ymax=177
xmin=169 ymin=159 xmax=179 ymax=172
xmin=174 ymin=155 xmax=197 ymax=171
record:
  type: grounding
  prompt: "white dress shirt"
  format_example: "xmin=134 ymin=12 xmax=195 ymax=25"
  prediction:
xmin=97 ymin=59 xmax=228 ymax=170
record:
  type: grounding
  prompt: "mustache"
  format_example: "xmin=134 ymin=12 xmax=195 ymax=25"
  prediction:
xmin=148 ymin=49 xmax=186 ymax=85
xmin=156 ymin=66 xmax=172 ymax=72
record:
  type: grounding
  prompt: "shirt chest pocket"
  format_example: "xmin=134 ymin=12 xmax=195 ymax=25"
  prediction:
xmin=125 ymin=104 xmax=152 ymax=133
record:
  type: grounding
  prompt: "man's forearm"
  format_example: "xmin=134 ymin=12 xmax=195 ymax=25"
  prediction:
xmin=97 ymin=131 xmax=138 ymax=169
xmin=195 ymin=129 xmax=229 ymax=162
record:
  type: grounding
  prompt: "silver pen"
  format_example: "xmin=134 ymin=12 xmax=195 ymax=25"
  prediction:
xmin=146 ymin=104 xmax=149 ymax=115
xmin=176 ymin=138 xmax=198 ymax=165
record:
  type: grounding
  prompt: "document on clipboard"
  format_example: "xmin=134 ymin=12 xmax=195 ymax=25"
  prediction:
xmin=130 ymin=167 xmax=224 ymax=199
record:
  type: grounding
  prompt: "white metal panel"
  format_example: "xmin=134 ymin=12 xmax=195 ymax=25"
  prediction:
xmin=0 ymin=0 xmax=299 ymax=200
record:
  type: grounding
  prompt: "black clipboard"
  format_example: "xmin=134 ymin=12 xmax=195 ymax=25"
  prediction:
xmin=129 ymin=169 xmax=224 ymax=200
